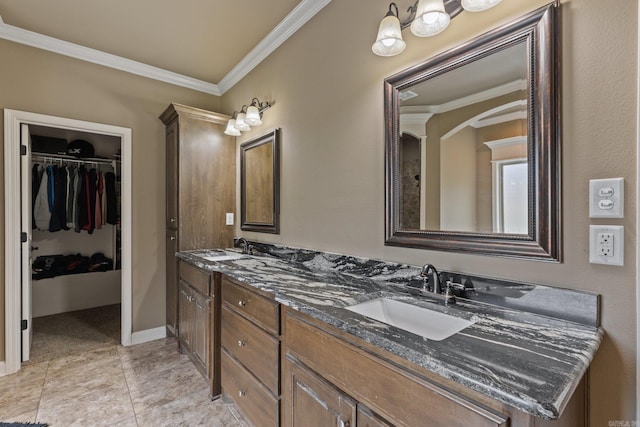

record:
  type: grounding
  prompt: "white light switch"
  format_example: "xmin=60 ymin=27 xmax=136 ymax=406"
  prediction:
xmin=225 ymin=213 xmax=234 ymax=225
xmin=589 ymin=178 xmax=624 ymax=218
xmin=589 ymin=225 xmax=624 ymax=266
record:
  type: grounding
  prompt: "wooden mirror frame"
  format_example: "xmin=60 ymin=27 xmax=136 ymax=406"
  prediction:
xmin=384 ymin=3 xmax=561 ymax=261
xmin=240 ymin=128 xmax=281 ymax=234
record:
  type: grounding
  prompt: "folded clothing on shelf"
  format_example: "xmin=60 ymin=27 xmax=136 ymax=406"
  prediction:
xmin=32 ymin=252 xmax=114 ymax=280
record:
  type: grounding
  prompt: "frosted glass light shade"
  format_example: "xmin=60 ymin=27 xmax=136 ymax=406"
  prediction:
xmin=372 ymin=14 xmax=406 ymax=57
xmin=235 ymin=112 xmax=251 ymax=131
xmin=461 ymin=0 xmax=502 ymax=12
xmin=245 ymin=105 xmax=262 ymax=126
xmin=224 ymin=119 xmax=241 ymax=136
xmin=410 ymin=0 xmax=450 ymax=37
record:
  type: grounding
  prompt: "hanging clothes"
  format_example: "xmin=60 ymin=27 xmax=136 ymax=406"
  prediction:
xmin=33 ymin=165 xmax=51 ymax=231
xmin=32 ymin=164 xmax=43 ymax=229
xmin=105 ymin=171 xmax=118 ymax=225
xmin=65 ymin=166 xmax=75 ymax=229
xmin=49 ymin=166 xmax=68 ymax=232
xmin=82 ymin=168 xmax=97 ymax=234
xmin=95 ymin=170 xmax=103 ymax=230
xmin=77 ymin=166 xmax=88 ymax=233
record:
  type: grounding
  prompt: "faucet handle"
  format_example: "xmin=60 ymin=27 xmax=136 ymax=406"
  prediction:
xmin=444 ymin=282 xmax=456 ymax=305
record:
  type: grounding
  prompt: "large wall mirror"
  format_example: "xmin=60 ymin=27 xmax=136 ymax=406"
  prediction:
xmin=241 ymin=128 xmax=280 ymax=233
xmin=385 ymin=3 xmax=560 ymax=261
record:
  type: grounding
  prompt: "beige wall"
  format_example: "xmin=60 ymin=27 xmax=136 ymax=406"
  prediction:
xmin=0 ymin=39 xmax=221 ymax=357
xmin=224 ymin=0 xmax=638 ymax=423
xmin=0 ymin=0 xmax=636 ymax=422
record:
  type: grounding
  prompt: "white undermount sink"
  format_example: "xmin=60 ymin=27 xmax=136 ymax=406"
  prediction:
xmin=346 ymin=297 xmax=475 ymax=341
xmin=197 ymin=251 xmax=246 ymax=262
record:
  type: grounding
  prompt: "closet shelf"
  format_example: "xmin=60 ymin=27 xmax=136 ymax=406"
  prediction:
xmin=32 ymin=151 xmax=121 ymax=166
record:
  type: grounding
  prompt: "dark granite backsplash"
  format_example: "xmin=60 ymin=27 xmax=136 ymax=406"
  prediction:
xmin=236 ymin=239 xmax=600 ymax=328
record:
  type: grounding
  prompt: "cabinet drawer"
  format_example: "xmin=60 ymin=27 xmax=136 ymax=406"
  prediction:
xmin=179 ymin=261 xmax=210 ymax=296
xmin=221 ymin=305 xmax=279 ymax=394
xmin=222 ymin=350 xmax=278 ymax=427
xmin=285 ymin=312 xmax=509 ymax=427
xmin=222 ymin=277 xmax=279 ymax=335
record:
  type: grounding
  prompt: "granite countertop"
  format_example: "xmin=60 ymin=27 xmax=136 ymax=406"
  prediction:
xmin=176 ymin=247 xmax=603 ymax=420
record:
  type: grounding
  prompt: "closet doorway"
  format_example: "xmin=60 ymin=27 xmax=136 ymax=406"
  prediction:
xmin=4 ymin=109 xmax=132 ymax=375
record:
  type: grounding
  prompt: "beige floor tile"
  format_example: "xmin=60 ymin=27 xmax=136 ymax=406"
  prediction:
xmin=1 ymin=306 xmax=249 ymax=427
xmin=135 ymin=391 xmax=238 ymax=427
xmin=37 ymin=381 xmax=135 ymax=427
xmin=0 ymin=361 xmax=48 ymax=422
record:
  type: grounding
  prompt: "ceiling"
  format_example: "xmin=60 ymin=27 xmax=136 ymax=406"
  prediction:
xmin=0 ymin=0 xmax=330 ymax=95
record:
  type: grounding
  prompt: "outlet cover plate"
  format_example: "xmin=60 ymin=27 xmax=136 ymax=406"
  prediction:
xmin=589 ymin=225 xmax=624 ymax=266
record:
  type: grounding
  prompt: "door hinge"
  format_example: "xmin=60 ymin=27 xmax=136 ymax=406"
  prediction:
xmin=20 ymin=145 xmax=27 ymax=156
xmin=21 ymin=319 xmax=28 ymax=330
xmin=21 ymin=232 xmax=27 ymax=243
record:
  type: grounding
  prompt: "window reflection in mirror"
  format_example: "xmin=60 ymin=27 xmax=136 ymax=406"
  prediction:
xmin=399 ymin=42 xmax=528 ymax=234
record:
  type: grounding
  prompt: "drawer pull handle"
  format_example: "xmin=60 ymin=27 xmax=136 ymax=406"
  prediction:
xmin=237 ymin=340 xmax=246 ymax=347
xmin=238 ymin=390 xmax=246 ymax=398
xmin=238 ymin=300 xmax=246 ymax=307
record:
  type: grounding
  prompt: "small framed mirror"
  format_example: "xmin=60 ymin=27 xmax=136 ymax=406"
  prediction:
xmin=385 ymin=3 xmax=561 ymax=261
xmin=241 ymin=128 xmax=280 ymax=233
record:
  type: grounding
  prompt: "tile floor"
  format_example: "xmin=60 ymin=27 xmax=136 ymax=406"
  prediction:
xmin=0 ymin=337 xmax=249 ymax=426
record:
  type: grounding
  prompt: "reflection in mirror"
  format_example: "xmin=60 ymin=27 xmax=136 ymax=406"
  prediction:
xmin=399 ymin=42 xmax=528 ymax=234
xmin=385 ymin=3 xmax=561 ymax=261
xmin=241 ymin=128 xmax=280 ymax=234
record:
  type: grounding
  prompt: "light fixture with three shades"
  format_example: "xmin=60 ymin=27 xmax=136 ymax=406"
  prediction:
xmin=224 ymin=98 xmax=272 ymax=136
xmin=372 ymin=0 xmax=502 ymax=57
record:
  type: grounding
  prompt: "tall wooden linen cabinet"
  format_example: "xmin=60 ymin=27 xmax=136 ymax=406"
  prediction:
xmin=159 ymin=102 xmax=235 ymax=339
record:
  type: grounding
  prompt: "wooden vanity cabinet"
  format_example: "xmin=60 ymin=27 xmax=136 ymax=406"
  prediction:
xmin=282 ymin=307 xmax=509 ymax=427
xmin=177 ymin=261 xmax=221 ymax=399
xmin=160 ymin=103 xmax=235 ymax=336
xmin=220 ymin=276 xmax=281 ymax=427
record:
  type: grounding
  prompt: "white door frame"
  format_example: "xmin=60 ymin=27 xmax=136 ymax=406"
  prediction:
xmin=3 ymin=109 xmax=132 ymax=375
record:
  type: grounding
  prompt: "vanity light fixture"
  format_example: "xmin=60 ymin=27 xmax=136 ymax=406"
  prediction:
xmin=224 ymin=98 xmax=272 ymax=136
xmin=372 ymin=0 xmax=502 ymax=57
xmin=235 ymin=106 xmax=252 ymax=132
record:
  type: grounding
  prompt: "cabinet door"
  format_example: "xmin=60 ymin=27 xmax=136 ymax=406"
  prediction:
xmin=178 ymin=281 xmax=193 ymax=351
xmin=192 ymin=291 xmax=211 ymax=373
xmin=166 ymin=119 xmax=178 ymax=230
xmin=357 ymin=405 xmax=392 ymax=427
xmin=284 ymin=356 xmax=356 ymax=427
xmin=166 ymin=229 xmax=178 ymax=332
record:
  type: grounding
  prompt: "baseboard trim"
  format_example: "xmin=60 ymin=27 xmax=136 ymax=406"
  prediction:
xmin=0 ymin=361 xmax=6 ymax=377
xmin=131 ymin=327 xmax=166 ymax=345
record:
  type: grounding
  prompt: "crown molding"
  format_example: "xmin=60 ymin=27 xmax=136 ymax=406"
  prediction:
xmin=217 ymin=0 xmax=332 ymax=94
xmin=0 ymin=16 xmax=222 ymax=95
xmin=0 ymin=0 xmax=332 ymax=96
xmin=484 ymin=136 xmax=527 ymax=151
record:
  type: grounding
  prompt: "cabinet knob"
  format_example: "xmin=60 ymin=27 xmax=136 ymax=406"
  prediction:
xmin=237 ymin=340 xmax=246 ymax=347
xmin=170 ymin=218 xmax=176 ymax=223
xmin=238 ymin=390 xmax=246 ymax=398
xmin=238 ymin=300 xmax=246 ymax=307
xmin=170 ymin=236 xmax=176 ymax=241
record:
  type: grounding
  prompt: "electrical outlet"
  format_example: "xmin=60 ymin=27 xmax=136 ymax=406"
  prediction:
xmin=590 ymin=225 xmax=624 ymax=266
xmin=597 ymin=233 xmax=614 ymax=257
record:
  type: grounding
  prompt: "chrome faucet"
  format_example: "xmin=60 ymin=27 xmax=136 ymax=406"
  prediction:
xmin=237 ymin=238 xmax=253 ymax=255
xmin=420 ymin=264 xmax=441 ymax=294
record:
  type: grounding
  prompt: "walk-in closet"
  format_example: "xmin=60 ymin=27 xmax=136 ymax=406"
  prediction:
xmin=26 ymin=124 xmax=122 ymax=362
